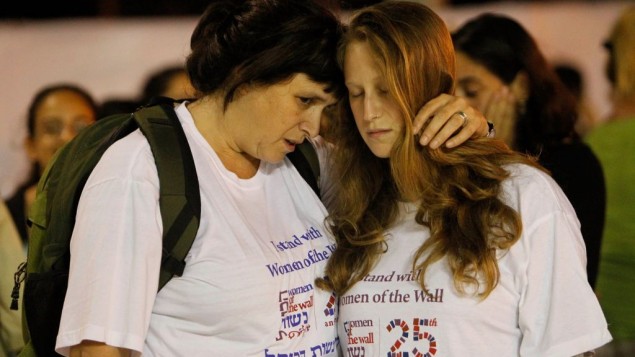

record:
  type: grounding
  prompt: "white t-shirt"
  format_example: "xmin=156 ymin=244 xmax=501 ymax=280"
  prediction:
xmin=338 ymin=164 xmax=611 ymax=357
xmin=56 ymin=103 xmax=339 ymax=356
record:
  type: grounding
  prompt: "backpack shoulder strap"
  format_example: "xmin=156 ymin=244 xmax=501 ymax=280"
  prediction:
xmin=133 ymin=104 xmax=201 ymax=291
xmin=287 ymin=140 xmax=321 ymax=198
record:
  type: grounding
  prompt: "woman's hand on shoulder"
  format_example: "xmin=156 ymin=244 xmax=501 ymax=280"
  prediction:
xmin=413 ymin=94 xmax=489 ymax=149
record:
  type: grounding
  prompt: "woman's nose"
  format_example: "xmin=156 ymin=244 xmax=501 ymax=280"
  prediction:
xmin=364 ymin=96 xmax=380 ymax=121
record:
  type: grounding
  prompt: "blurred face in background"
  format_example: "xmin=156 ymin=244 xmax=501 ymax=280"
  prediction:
xmin=455 ymin=50 xmax=527 ymax=146
xmin=455 ymin=51 xmax=506 ymax=113
xmin=25 ymin=89 xmax=96 ymax=172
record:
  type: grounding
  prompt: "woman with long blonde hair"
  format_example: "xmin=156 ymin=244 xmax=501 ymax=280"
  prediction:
xmin=317 ymin=2 xmax=611 ymax=356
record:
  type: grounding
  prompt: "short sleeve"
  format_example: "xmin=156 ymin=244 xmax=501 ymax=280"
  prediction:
xmin=55 ymin=131 xmax=164 ymax=356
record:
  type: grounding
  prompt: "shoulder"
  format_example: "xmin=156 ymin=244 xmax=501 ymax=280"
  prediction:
xmin=87 ymin=129 xmax=158 ymax=190
xmin=503 ymin=163 xmax=559 ymax=196
xmin=586 ymin=118 xmax=635 ymax=144
xmin=542 ymin=141 xmax=599 ymax=164
xmin=539 ymin=142 xmax=604 ymax=189
xmin=501 ymin=163 xmax=576 ymax=220
xmin=0 ymin=201 xmax=21 ymax=248
xmin=586 ymin=121 xmax=635 ymax=169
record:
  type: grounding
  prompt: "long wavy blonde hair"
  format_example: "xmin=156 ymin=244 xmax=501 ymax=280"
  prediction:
xmin=317 ymin=1 xmax=542 ymax=299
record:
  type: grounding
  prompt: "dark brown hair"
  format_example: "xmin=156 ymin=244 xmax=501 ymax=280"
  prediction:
xmin=186 ymin=0 xmax=345 ymax=110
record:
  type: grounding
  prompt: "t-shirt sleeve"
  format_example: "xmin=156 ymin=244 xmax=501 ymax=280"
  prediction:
xmin=516 ymin=178 xmax=612 ymax=356
xmin=55 ymin=134 xmax=163 ymax=356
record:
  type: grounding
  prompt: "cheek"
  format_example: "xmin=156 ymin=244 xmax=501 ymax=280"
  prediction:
xmin=387 ymin=102 xmax=405 ymax=128
xmin=31 ymin=138 xmax=57 ymax=166
xmin=47 ymin=132 xmax=69 ymax=153
xmin=33 ymin=134 xmax=58 ymax=151
xmin=349 ymin=101 xmax=364 ymax=127
xmin=395 ymin=120 xmax=406 ymax=138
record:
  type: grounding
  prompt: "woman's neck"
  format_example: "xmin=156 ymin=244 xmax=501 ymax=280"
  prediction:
xmin=187 ymin=98 xmax=260 ymax=178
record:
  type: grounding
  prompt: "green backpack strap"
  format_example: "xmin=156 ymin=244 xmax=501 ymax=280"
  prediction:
xmin=287 ymin=140 xmax=320 ymax=198
xmin=133 ymin=104 xmax=201 ymax=291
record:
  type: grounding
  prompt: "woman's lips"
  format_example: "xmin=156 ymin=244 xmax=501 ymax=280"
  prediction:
xmin=367 ymin=128 xmax=391 ymax=139
xmin=284 ymin=139 xmax=298 ymax=152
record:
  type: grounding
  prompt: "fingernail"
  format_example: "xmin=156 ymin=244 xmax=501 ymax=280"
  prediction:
xmin=420 ymin=135 xmax=429 ymax=145
xmin=430 ymin=139 xmax=439 ymax=149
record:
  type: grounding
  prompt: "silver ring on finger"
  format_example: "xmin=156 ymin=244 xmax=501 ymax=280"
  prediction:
xmin=454 ymin=111 xmax=468 ymax=128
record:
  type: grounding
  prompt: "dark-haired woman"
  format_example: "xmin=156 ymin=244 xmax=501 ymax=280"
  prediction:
xmin=452 ymin=13 xmax=606 ymax=289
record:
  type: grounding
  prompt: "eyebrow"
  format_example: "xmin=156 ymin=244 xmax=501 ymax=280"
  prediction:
xmin=312 ymin=91 xmax=339 ymax=106
xmin=457 ymin=76 xmax=477 ymax=83
xmin=457 ymin=77 xmax=481 ymax=86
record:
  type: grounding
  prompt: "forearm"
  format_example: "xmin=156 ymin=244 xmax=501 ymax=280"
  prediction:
xmin=70 ymin=340 xmax=131 ymax=357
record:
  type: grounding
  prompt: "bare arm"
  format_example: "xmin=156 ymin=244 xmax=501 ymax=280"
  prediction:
xmin=69 ymin=340 xmax=132 ymax=357
xmin=414 ymin=93 xmax=490 ymax=149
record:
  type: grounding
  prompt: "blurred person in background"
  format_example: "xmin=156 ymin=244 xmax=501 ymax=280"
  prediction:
xmin=586 ymin=6 xmax=635 ymax=357
xmin=139 ymin=64 xmax=196 ymax=104
xmin=98 ymin=64 xmax=195 ymax=118
xmin=5 ymin=83 xmax=98 ymax=247
xmin=452 ymin=13 xmax=606 ymax=289
xmin=554 ymin=62 xmax=600 ymax=137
